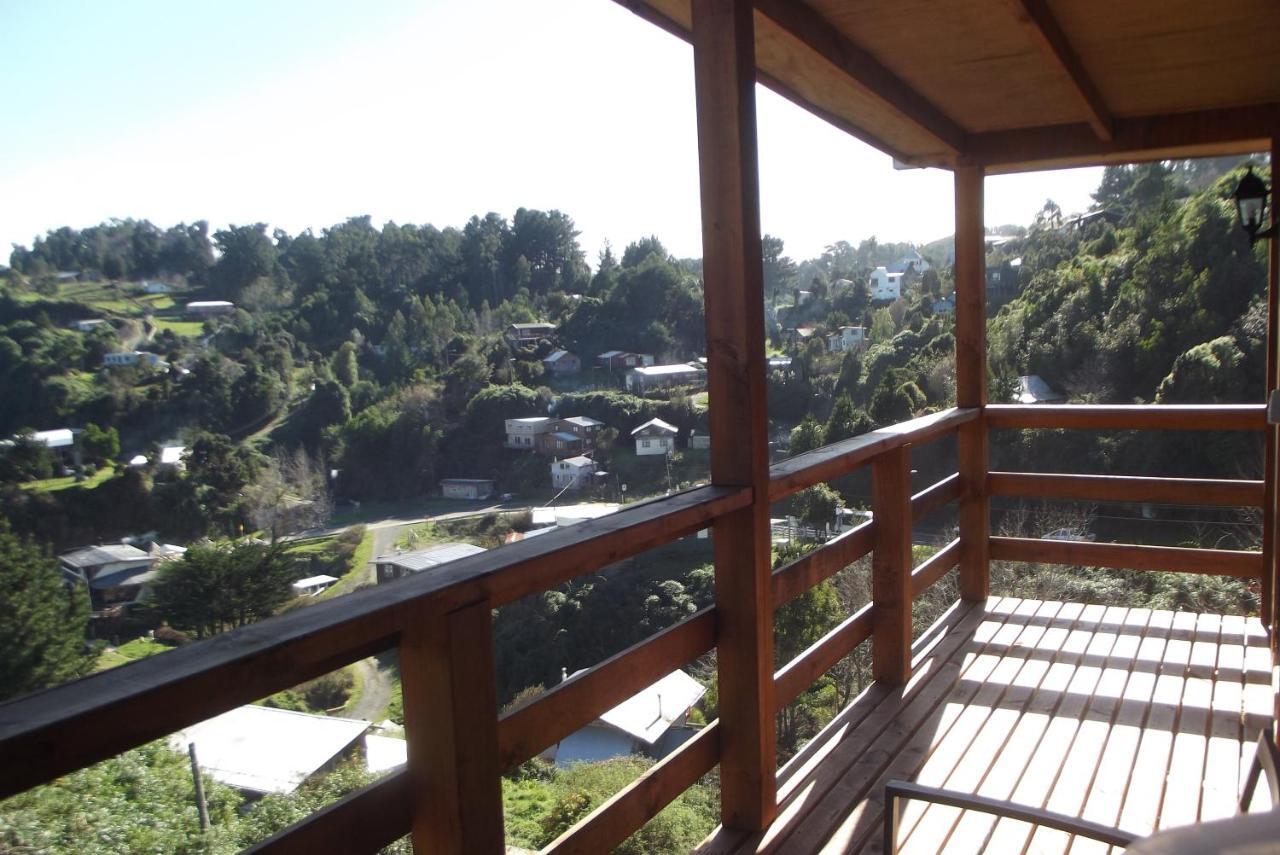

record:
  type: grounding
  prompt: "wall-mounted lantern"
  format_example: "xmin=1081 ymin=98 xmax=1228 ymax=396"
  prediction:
xmin=1232 ymin=166 xmax=1277 ymax=245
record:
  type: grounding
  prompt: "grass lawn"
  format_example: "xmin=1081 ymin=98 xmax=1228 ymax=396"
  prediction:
xmin=94 ymin=637 xmax=169 ymax=672
xmin=319 ymin=528 xmax=376 ymax=600
xmin=152 ymin=317 xmax=204 ymax=336
xmin=20 ymin=467 xmax=115 ymax=493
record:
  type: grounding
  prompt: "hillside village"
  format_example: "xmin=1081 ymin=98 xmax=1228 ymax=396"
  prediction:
xmin=0 ymin=158 xmax=1272 ymax=851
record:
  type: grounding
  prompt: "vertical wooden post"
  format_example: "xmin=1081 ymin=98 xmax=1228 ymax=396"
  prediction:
xmin=1264 ymin=138 xmax=1279 ymax=632
xmin=955 ymin=164 xmax=990 ymax=601
xmin=401 ymin=600 xmax=504 ymax=854
xmin=872 ymin=445 xmax=913 ymax=684
xmin=692 ymin=0 xmax=776 ymax=831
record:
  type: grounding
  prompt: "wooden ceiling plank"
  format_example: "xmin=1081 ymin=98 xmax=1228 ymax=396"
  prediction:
xmin=753 ymin=0 xmax=967 ymax=152
xmin=1005 ymin=0 xmax=1114 ymax=141
xmin=967 ymin=103 xmax=1277 ymax=173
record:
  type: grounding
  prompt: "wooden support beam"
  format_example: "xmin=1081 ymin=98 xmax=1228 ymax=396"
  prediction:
xmin=401 ymin=600 xmax=503 ymax=854
xmin=692 ymin=0 xmax=776 ymax=830
xmin=911 ymin=539 xmax=962 ymax=599
xmin=969 ymin=104 xmax=1277 ymax=174
xmin=1004 ymin=0 xmax=1112 ymax=141
xmin=989 ymin=536 xmax=1262 ymax=578
xmin=246 ymin=772 xmax=410 ymax=854
xmin=774 ymin=604 xmax=874 ymax=709
xmin=955 ymin=165 xmax=989 ymax=601
xmin=1265 ymin=135 xmax=1279 ymax=630
xmin=872 ymin=444 xmax=912 ymax=684
xmin=911 ymin=473 xmax=963 ymax=521
xmin=985 ymin=403 xmax=1266 ymax=432
xmin=987 ymin=471 xmax=1266 ymax=508
xmin=753 ymin=0 xmax=966 ymax=152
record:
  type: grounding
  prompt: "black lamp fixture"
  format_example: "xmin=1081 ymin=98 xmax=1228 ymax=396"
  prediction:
xmin=1232 ymin=165 xmax=1277 ymax=245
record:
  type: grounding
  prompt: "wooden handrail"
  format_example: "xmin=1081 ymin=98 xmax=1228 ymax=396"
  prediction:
xmin=774 ymin=604 xmax=874 ymax=709
xmin=985 ymin=403 xmax=1266 ymax=432
xmin=772 ymin=521 xmax=874 ymax=606
xmin=246 ymin=769 xmax=410 ymax=853
xmin=911 ymin=539 xmax=961 ymax=598
xmin=989 ymin=536 xmax=1262 ymax=577
xmin=768 ymin=408 xmax=977 ymax=501
xmin=542 ymin=721 xmax=720 ymax=854
xmin=987 ymin=471 xmax=1265 ymax=507
xmin=0 ymin=483 xmax=749 ymax=800
xmin=497 ymin=608 xmax=717 ymax=772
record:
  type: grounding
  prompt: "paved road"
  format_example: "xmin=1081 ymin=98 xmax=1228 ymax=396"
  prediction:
xmin=347 ymin=657 xmax=393 ymax=722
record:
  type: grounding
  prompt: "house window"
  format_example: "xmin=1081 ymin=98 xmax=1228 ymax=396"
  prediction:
xmin=641 ymin=439 xmax=650 ymax=448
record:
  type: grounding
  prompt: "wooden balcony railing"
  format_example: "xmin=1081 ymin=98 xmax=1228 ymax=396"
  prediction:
xmin=0 ymin=404 xmax=1271 ymax=854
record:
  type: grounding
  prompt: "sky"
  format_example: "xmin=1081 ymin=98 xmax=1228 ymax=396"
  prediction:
xmin=0 ymin=0 xmax=1103 ymax=266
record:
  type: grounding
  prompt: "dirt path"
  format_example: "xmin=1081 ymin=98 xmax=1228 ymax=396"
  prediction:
xmin=348 ymin=657 xmax=392 ymax=722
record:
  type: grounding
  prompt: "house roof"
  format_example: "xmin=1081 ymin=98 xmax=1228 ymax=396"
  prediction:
xmin=167 ymin=705 xmax=369 ymax=795
xmin=186 ymin=300 xmax=234 ymax=309
xmin=597 ymin=350 xmax=625 ymax=359
xmin=59 ymin=543 xmax=150 ymax=569
xmin=508 ymin=416 xmax=552 ymax=425
xmin=373 ymin=542 xmax=488 ymax=573
xmin=544 ymin=349 xmax=576 ymax=363
xmin=1016 ymin=375 xmax=1066 ymax=404
xmin=548 ymin=431 xmax=583 ymax=443
xmin=509 ymin=322 xmax=556 ymax=330
xmin=365 ymin=733 xmax=407 ymax=775
xmin=159 ymin=446 xmax=185 ymax=465
xmin=440 ymin=477 xmax=495 ymax=485
xmin=559 ymin=416 xmax=604 ymax=428
xmin=631 ymin=417 xmax=678 ymax=436
xmin=292 ymin=574 xmax=339 ymax=589
xmin=571 ymin=669 xmax=706 ymax=745
xmin=89 ymin=564 xmax=161 ymax=589
xmin=558 ymin=455 xmax=596 ymax=468
xmin=31 ymin=428 xmax=74 ymax=449
xmin=620 ymin=1 xmax=1280 ymax=172
xmin=630 ymin=364 xmax=703 ymax=377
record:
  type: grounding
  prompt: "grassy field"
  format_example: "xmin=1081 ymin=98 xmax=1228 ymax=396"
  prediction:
xmin=94 ymin=636 xmax=169 ymax=671
xmin=20 ymin=467 xmax=116 ymax=493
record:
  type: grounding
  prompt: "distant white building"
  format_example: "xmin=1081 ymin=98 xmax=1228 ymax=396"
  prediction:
xmin=505 ymin=416 xmax=555 ymax=449
xmin=158 ymin=445 xmax=186 ymax=471
xmin=140 ymin=280 xmax=172 ymax=294
xmin=542 ymin=350 xmax=581 ymax=374
xmin=1015 ymin=375 xmax=1066 ymax=404
xmin=542 ymin=669 xmax=706 ymax=768
xmin=826 ymin=325 xmax=866 ymax=353
xmin=551 ymin=455 xmax=597 ymax=490
xmin=102 ymin=351 xmax=166 ymax=368
xmin=439 ymin=477 xmax=496 ymax=500
xmin=631 ymin=417 xmax=678 ymax=456
xmin=888 ymin=249 xmax=931 ymax=275
xmin=625 ymin=364 xmax=706 ymax=393
xmin=70 ymin=319 xmax=107 ymax=332
xmin=373 ymin=542 xmax=488 ymax=585
xmin=868 ymin=267 xmax=903 ymax=301
xmin=168 ymin=705 xmax=370 ymax=795
xmin=291 ymin=574 xmax=338 ymax=597
xmin=186 ymin=300 xmax=235 ymax=317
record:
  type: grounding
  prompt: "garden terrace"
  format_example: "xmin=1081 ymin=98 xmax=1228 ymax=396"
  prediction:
xmin=3 ymin=1 xmax=1280 ymax=853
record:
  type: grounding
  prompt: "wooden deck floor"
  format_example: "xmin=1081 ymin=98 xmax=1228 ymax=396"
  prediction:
xmin=700 ymin=597 xmax=1272 ymax=855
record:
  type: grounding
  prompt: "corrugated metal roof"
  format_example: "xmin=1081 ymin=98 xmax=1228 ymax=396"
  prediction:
xmin=631 ymin=417 xmax=678 ymax=436
xmin=570 ymin=669 xmax=706 ymax=745
xmin=59 ymin=543 xmax=151 ymax=569
xmin=373 ymin=542 xmax=488 ymax=573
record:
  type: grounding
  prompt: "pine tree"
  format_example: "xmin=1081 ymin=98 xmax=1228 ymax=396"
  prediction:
xmin=0 ymin=523 xmax=91 ymax=702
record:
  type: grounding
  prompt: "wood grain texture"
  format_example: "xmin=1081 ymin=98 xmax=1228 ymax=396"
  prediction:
xmin=774 ymin=604 xmax=875 ymax=709
xmin=498 ymin=609 xmax=717 ymax=771
xmin=910 ymin=473 xmax=962 ymax=522
xmin=1265 ymin=136 xmax=1279 ymax=630
xmin=989 ymin=536 xmax=1262 ymax=578
xmin=545 ymin=722 xmax=720 ymax=854
xmin=987 ymin=471 xmax=1265 ymax=508
xmin=985 ymin=403 xmax=1266 ymax=431
xmin=872 ymin=445 xmax=912 ymax=685
xmin=911 ymin=539 xmax=961 ymax=599
xmin=245 ymin=771 xmax=409 ymax=854
xmin=0 ymin=482 xmax=747 ymax=801
xmin=768 ymin=408 xmax=977 ymax=501
xmin=693 ymin=0 xmax=776 ymax=830
xmin=753 ymin=0 xmax=965 ymax=151
xmin=401 ymin=600 xmax=503 ymax=854
xmin=1002 ymin=0 xmax=1112 ymax=140
xmin=771 ymin=520 xmax=874 ymax=607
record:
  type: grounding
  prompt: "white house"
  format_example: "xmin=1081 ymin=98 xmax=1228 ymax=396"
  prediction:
xmin=888 ymin=249 xmax=931 ymax=275
xmin=102 ymin=351 xmax=167 ymax=368
xmin=868 ymin=267 xmax=904 ymax=301
xmin=551 ymin=455 xmax=597 ymax=490
xmin=291 ymin=574 xmax=338 ymax=597
xmin=625 ymin=364 xmax=706 ymax=393
xmin=631 ymin=417 xmax=678 ymax=456
xmin=505 ymin=416 xmax=554 ymax=449
xmin=542 ymin=669 xmax=706 ymax=768
xmin=826 ymin=325 xmax=866 ymax=353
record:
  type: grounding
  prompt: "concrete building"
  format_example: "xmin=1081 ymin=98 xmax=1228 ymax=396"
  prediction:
xmin=439 ymin=478 xmax=496 ymax=500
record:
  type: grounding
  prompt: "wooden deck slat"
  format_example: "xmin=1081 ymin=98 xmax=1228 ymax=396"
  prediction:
xmin=711 ymin=600 xmax=1271 ymax=855
xmin=886 ymin=601 xmax=1082 ymax=855
xmin=1024 ymin=606 xmax=1144 ymax=852
xmin=1069 ymin=609 xmax=1172 ymax=855
xmin=709 ymin=599 xmax=1004 ymax=854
